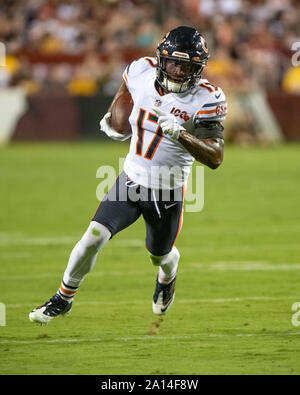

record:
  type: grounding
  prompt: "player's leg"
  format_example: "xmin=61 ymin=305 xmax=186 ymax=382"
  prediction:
xmin=29 ymin=172 xmax=141 ymax=324
xmin=59 ymin=221 xmax=111 ymax=295
xmin=150 ymin=247 xmax=180 ymax=315
xmin=141 ymin=187 xmax=184 ymax=314
xmin=64 ymin=173 xmax=141 ymax=292
xmin=149 ymin=247 xmax=180 ymax=285
xmin=29 ymin=221 xmax=111 ymax=324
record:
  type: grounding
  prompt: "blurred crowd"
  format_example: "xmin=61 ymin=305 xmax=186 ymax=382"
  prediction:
xmin=0 ymin=0 xmax=300 ymax=96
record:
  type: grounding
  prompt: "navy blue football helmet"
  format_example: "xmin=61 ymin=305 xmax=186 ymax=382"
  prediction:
xmin=156 ymin=26 xmax=209 ymax=93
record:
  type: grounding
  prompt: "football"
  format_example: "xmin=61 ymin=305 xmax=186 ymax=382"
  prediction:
xmin=110 ymin=91 xmax=133 ymax=135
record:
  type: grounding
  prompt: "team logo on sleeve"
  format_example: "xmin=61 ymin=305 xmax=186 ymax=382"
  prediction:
xmin=216 ymin=103 xmax=227 ymax=116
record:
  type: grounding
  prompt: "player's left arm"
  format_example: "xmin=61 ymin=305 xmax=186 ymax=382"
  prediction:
xmin=152 ymin=87 xmax=227 ymax=169
xmin=180 ymin=87 xmax=227 ymax=169
xmin=152 ymin=108 xmax=225 ymax=170
xmin=178 ymin=128 xmax=224 ymax=169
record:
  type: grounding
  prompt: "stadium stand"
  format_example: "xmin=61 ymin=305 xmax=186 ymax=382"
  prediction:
xmin=0 ymin=0 xmax=299 ymax=142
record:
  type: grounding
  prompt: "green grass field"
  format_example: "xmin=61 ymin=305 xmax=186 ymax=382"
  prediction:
xmin=0 ymin=141 xmax=300 ymax=375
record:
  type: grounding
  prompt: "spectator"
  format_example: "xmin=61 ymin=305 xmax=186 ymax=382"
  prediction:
xmin=282 ymin=66 xmax=300 ymax=94
xmin=0 ymin=0 xmax=298 ymax=99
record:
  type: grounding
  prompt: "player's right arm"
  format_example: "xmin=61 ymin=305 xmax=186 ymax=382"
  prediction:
xmin=101 ymin=57 xmax=153 ymax=141
xmin=107 ymin=82 xmax=129 ymax=113
xmin=100 ymin=82 xmax=131 ymax=141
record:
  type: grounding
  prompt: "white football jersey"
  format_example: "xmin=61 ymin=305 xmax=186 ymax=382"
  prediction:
xmin=122 ymin=57 xmax=227 ymax=190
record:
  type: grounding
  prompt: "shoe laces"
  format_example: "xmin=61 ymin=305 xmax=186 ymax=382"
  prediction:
xmin=45 ymin=294 xmax=68 ymax=313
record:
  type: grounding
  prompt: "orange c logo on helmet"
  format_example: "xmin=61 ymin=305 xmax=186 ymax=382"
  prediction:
xmin=160 ymin=31 xmax=170 ymax=45
xmin=201 ymin=37 xmax=209 ymax=53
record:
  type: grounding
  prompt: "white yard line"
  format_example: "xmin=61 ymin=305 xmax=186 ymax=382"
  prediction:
xmin=1 ymin=224 xmax=300 ymax=242
xmin=0 ymin=233 xmax=299 ymax=251
xmin=0 ymin=236 xmax=77 ymax=246
xmin=0 ymin=235 xmax=144 ymax=247
xmin=189 ymin=262 xmax=300 ymax=271
xmin=1 ymin=331 xmax=300 ymax=346
xmin=182 ymin=244 xmax=300 ymax=253
xmin=1 ymin=260 xmax=300 ymax=281
xmin=5 ymin=295 xmax=298 ymax=309
xmin=0 ymin=270 xmax=152 ymax=281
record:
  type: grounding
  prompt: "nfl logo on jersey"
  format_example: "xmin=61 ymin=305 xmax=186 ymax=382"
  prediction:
xmin=154 ymin=99 xmax=162 ymax=107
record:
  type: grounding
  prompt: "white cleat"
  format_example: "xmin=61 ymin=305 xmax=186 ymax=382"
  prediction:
xmin=29 ymin=306 xmax=54 ymax=325
xmin=152 ymin=276 xmax=176 ymax=315
xmin=29 ymin=294 xmax=72 ymax=325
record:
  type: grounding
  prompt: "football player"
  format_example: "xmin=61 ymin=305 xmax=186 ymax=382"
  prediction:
xmin=29 ymin=26 xmax=227 ymax=324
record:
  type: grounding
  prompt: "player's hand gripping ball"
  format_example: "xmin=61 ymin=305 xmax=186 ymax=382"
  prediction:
xmin=152 ymin=107 xmax=184 ymax=140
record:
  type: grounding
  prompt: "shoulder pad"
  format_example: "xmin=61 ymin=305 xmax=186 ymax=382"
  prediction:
xmin=194 ymin=83 xmax=227 ymax=122
xmin=123 ymin=57 xmax=157 ymax=83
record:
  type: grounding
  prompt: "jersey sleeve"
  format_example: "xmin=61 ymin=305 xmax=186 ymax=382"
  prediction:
xmin=193 ymin=86 xmax=227 ymax=123
xmin=122 ymin=57 xmax=157 ymax=94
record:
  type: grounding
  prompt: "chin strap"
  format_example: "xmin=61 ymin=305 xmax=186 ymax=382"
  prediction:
xmin=162 ymin=76 xmax=190 ymax=93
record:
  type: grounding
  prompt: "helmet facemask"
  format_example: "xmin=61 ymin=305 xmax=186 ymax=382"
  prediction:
xmin=156 ymin=52 xmax=207 ymax=93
